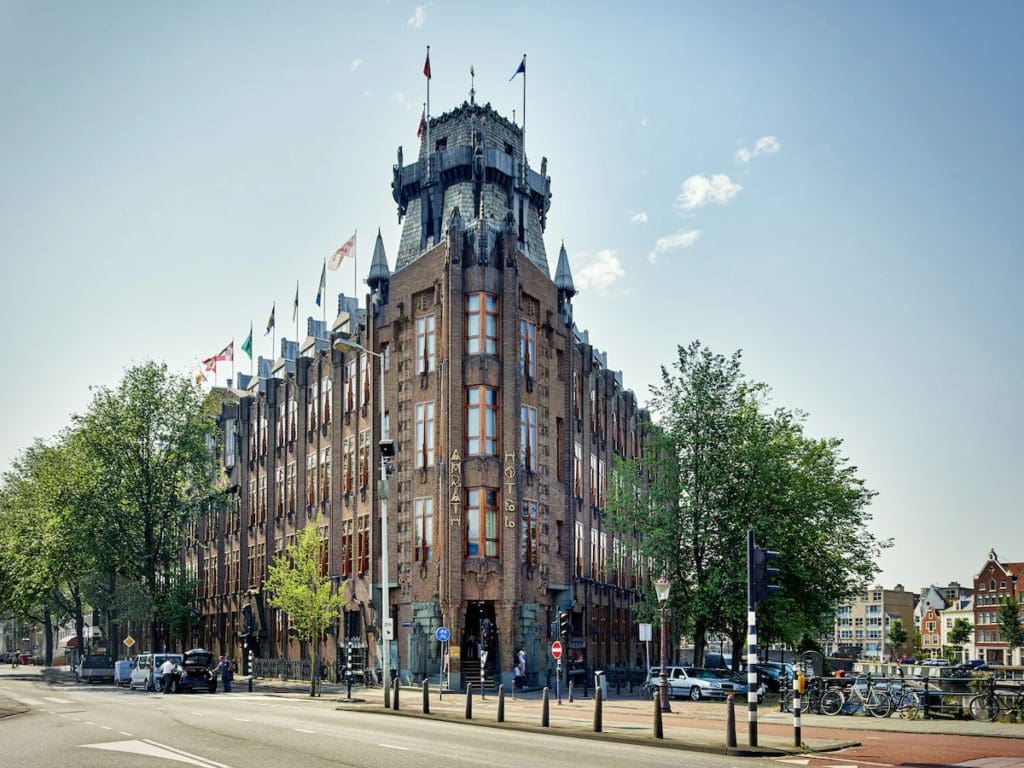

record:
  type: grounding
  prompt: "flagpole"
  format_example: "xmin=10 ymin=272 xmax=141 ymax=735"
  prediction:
xmin=295 ymin=281 xmax=300 ymax=352
xmin=250 ymin=322 xmax=254 ymax=377
xmin=322 ymin=260 xmax=327 ymax=328
xmin=231 ymin=338 xmax=235 ymax=384
xmin=522 ymin=53 xmax=527 ymax=179
xmin=425 ymin=45 xmax=431 ymax=179
xmin=353 ymin=229 xmax=358 ymax=303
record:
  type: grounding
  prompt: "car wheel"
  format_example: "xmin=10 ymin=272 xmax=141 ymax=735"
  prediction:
xmin=690 ymin=686 xmax=702 ymax=701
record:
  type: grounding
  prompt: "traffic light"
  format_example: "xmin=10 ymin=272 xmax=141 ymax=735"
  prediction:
xmin=558 ymin=611 xmax=571 ymax=642
xmin=748 ymin=530 xmax=781 ymax=605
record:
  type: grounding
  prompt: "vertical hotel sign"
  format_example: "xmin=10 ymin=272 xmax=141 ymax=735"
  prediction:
xmin=503 ymin=451 xmax=517 ymax=528
xmin=449 ymin=449 xmax=462 ymax=526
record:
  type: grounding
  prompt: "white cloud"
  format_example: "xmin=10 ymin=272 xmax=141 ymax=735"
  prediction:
xmin=350 ymin=58 xmax=364 ymax=72
xmin=755 ymin=135 xmax=781 ymax=154
xmin=736 ymin=135 xmax=781 ymax=163
xmin=575 ymin=249 xmax=625 ymax=295
xmin=675 ymin=174 xmax=742 ymax=212
xmin=640 ymin=115 xmax=649 ymax=128
xmin=630 ymin=212 xmax=648 ymax=225
xmin=395 ymin=91 xmax=417 ymax=111
xmin=407 ymin=4 xmax=429 ymax=27
xmin=648 ymin=230 xmax=702 ymax=263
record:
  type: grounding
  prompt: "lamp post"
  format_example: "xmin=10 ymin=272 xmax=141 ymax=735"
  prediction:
xmin=332 ymin=335 xmax=391 ymax=696
xmin=655 ymin=576 xmax=671 ymax=713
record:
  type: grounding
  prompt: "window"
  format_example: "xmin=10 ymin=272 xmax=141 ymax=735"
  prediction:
xmin=467 ymin=387 xmax=498 ymax=455
xmin=414 ymin=497 xmax=433 ymax=561
xmin=358 ymin=430 xmax=370 ymax=490
xmin=415 ymin=402 xmax=435 ymax=467
xmin=318 ymin=526 xmax=329 ymax=577
xmin=520 ymin=405 xmax=537 ymax=471
xmin=288 ymin=400 xmax=297 ymax=442
xmin=590 ymin=528 xmax=599 ymax=579
xmin=305 ymin=452 xmax=317 ymax=506
xmin=465 ymin=488 xmax=499 ymax=557
xmin=320 ymin=447 xmax=331 ymax=502
xmin=598 ymin=458 xmax=606 ymax=508
xmin=360 ymin=354 xmax=370 ymax=407
xmin=574 ymin=521 xmax=584 ymax=577
xmin=573 ymin=442 xmax=583 ymax=497
xmin=340 ymin=519 xmax=353 ymax=576
xmin=257 ymin=475 xmax=267 ymax=522
xmin=275 ymin=467 xmax=284 ymax=515
xmin=345 ymin=359 xmax=356 ymax=412
xmin=343 ymin=437 xmax=355 ymax=494
xmin=356 ymin=515 xmax=369 ymax=572
xmin=321 ymin=380 xmax=332 ymax=424
xmin=287 ymin=460 xmax=296 ymax=513
xmin=466 ymin=293 xmax=499 ymax=354
xmin=308 ymin=383 xmax=319 ymax=430
xmin=589 ymin=454 xmax=598 ymax=505
xmin=521 ymin=500 xmax=538 ymax=564
xmin=519 ymin=319 xmax=536 ymax=377
xmin=416 ymin=314 xmax=436 ymax=373
xmin=276 ymin=404 xmax=285 ymax=447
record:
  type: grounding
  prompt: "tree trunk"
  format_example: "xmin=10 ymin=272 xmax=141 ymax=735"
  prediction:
xmin=693 ymin=618 xmax=708 ymax=667
xmin=309 ymin=640 xmax=318 ymax=698
xmin=728 ymin=628 xmax=744 ymax=671
xmin=43 ymin=605 xmax=54 ymax=666
xmin=73 ymin=589 xmax=85 ymax=662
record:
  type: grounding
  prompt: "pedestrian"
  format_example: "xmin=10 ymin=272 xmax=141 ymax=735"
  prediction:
xmin=517 ymin=647 xmax=527 ymax=677
xmin=513 ymin=663 xmax=524 ymax=688
xmin=218 ymin=656 xmax=234 ymax=693
xmin=159 ymin=657 xmax=176 ymax=694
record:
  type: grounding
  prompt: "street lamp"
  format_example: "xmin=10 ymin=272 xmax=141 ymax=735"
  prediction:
xmin=332 ymin=334 xmax=392 ymax=700
xmin=655 ymin=575 xmax=671 ymax=713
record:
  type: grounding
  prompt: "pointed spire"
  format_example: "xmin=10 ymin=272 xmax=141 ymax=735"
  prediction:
xmin=367 ymin=229 xmax=391 ymax=290
xmin=554 ymin=240 xmax=575 ymax=296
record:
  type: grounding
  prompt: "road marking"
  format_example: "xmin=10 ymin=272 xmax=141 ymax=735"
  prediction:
xmin=11 ymin=697 xmax=46 ymax=707
xmin=101 ymin=725 xmax=112 ymax=730
xmin=71 ymin=717 xmax=81 ymax=721
xmin=120 ymin=731 xmax=133 ymax=736
xmin=378 ymin=744 xmax=409 ymax=751
xmin=82 ymin=739 xmax=234 ymax=768
xmin=85 ymin=720 xmax=95 ymax=725
xmin=233 ymin=718 xmax=251 ymax=722
xmin=43 ymin=696 xmax=72 ymax=704
xmin=777 ymin=761 xmax=809 ymax=766
xmin=293 ymin=728 xmax=315 ymax=733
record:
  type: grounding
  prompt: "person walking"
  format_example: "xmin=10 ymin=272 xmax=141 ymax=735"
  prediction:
xmin=517 ymin=647 xmax=527 ymax=678
xmin=218 ymin=656 xmax=234 ymax=693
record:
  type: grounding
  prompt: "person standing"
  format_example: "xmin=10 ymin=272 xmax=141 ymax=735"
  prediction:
xmin=159 ymin=657 xmax=176 ymax=694
xmin=218 ymin=656 xmax=233 ymax=693
xmin=517 ymin=647 xmax=527 ymax=678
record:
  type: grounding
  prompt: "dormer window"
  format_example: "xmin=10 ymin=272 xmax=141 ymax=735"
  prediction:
xmin=435 ymin=137 xmax=447 ymax=152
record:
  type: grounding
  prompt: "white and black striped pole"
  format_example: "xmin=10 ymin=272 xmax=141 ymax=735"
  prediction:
xmin=746 ymin=529 xmax=759 ymax=747
xmin=793 ymin=672 xmax=803 ymax=746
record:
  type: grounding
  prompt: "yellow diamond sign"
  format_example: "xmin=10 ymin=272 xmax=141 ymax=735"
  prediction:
xmin=123 ymin=635 xmax=135 ymax=648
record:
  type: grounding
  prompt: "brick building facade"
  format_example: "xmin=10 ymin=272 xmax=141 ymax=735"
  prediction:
xmin=185 ymin=99 xmax=649 ymax=688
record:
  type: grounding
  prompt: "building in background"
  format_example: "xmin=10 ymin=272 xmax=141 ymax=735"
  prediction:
xmin=972 ymin=550 xmax=1024 ymax=665
xmin=832 ymin=585 xmax=915 ymax=661
xmin=940 ymin=595 xmax=976 ymax=664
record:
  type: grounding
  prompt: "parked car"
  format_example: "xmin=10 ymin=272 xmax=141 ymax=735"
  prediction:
xmin=646 ymin=666 xmax=753 ymax=701
xmin=76 ymin=654 xmax=115 ymax=684
xmin=753 ymin=663 xmax=787 ymax=693
xmin=128 ymin=652 xmax=183 ymax=691
xmin=954 ymin=659 xmax=989 ymax=671
xmin=163 ymin=649 xmax=217 ymax=694
xmin=897 ymin=657 xmax=916 ymax=664
xmin=921 ymin=658 xmax=950 ymax=667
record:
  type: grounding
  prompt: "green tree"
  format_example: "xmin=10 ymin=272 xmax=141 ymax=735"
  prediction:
xmin=995 ymin=598 xmax=1024 ymax=666
xmin=888 ymin=619 xmax=909 ymax=660
xmin=949 ymin=618 xmax=973 ymax=663
xmin=264 ymin=525 xmax=346 ymax=696
xmin=606 ymin=341 xmax=886 ymax=665
xmin=76 ymin=362 xmax=215 ymax=653
xmin=160 ymin=565 xmax=200 ymax=650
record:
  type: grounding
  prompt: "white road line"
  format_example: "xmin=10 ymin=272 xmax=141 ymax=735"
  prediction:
xmin=378 ymin=744 xmax=409 ymax=751
xmin=293 ymin=728 xmax=315 ymax=734
xmin=796 ymin=757 xmax=889 ymax=768
xmin=43 ymin=696 xmax=72 ymax=704
xmin=11 ymin=697 xmax=46 ymax=707
xmin=101 ymin=725 xmax=112 ymax=730
xmin=141 ymin=739 xmax=234 ymax=768
xmin=71 ymin=717 xmax=81 ymax=721
xmin=84 ymin=720 xmax=95 ymax=725
xmin=233 ymin=718 xmax=251 ymax=722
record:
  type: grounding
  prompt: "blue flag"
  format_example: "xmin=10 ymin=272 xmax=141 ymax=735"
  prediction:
xmin=510 ymin=55 xmax=525 ymax=81
xmin=315 ymin=263 xmax=326 ymax=307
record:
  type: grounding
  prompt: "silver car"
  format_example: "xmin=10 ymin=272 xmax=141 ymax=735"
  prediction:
xmin=647 ymin=666 xmax=762 ymax=701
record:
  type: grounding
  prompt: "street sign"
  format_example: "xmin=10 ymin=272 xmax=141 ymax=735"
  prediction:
xmin=638 ymin=623 xmax=652 ymax=642
xmin=401 ymin=621 xmax=413 ymax=628
xmin=551 ymin=640 xmax=563 ymax=659
xmin=435 ymin=626 xmax=451 ymax=643
xmin=123 ymin=635 xmax=135 ymax=649
xmin=383 ymin=618 xmax=394 ymax=641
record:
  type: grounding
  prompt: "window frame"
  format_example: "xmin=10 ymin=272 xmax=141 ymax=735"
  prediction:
xmin=466 ymin=293 xmax=499 ymax=355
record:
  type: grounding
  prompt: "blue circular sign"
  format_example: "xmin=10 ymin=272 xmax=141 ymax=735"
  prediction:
xmin=435 ymin=626 xmax=451 ymax=642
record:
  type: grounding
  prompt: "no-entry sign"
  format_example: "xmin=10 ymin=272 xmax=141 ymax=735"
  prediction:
xmin=551 ymin=640 xmax=563 ymax=659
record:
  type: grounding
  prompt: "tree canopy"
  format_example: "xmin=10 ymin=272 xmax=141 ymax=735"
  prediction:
xmin=606 ymin=341 xmax=887 ymax=665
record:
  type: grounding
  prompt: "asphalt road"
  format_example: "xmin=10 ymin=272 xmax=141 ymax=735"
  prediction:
xmin=0 ymin=673 xmax=771 ymax=768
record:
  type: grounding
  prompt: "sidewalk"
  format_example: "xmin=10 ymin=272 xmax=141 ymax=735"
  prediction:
xmin=246 ymin=676 xmax=1024 ymax=756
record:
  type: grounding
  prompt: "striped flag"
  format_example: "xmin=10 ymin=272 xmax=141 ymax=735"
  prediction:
xmin=265 ymin=303 xmax=275 ymax=335
xmin=315 ymin=262 xmax=326 ymax=307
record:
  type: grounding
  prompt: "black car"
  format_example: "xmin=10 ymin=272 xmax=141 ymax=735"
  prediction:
xmin=166 ymin=649 xmax=217 ymax=693
xmin=954 ymin=659 xmax=990 ymax=671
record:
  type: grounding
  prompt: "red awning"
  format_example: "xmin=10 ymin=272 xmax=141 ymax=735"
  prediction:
xmin=62 ymin=636 xmax=79 ymax=648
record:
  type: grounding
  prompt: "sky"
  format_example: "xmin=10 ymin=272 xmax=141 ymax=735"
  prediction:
xmin=1 ymin=2 xmax=1022 ymax=593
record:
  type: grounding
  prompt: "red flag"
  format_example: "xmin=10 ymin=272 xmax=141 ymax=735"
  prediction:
xmin=213 ymin=341 xmax=234 ymax=363
xmin=417 ymin=107 xmax=426 ymax=138
xmin=203 ymin=357 xmax=217 ymax=372
xmin=423 ymin=52 xmax=431 ymax=79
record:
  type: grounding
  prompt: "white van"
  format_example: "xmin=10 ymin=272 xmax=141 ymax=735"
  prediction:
xmin=128 ymin=653 xmax=182 ymax=691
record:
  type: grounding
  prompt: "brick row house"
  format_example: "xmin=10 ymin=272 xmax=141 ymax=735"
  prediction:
xmin=973 ymin=550 xmax=1024 ymax=665
xmin=184 ymin=99 xmax=651 ymax=687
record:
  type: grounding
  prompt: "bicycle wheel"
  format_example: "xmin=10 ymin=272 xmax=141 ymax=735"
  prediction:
xmin=895 ymin=691 xmax=920 ymax=720
xmin=969 ymin=694 xmax=999 ymax=722
xmin=779 ymin=690 xmax=792 ymax=712
xmin=866 ymin=690 xmax=892 ymax=718
xmin=820 ymin=689 xmax=844 ymax=716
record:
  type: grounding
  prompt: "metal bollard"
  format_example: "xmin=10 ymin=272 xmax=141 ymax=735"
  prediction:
xmin=384 ymin=674 xmax=391 ymax=709
xmin=923 ymin=678 xmax=930 ymax=719
xmin=793 ymin=676 xmax=802 ymax=747
xmin=465 ymin=683 xmax=473 ymax=719
xmin=654 ymin=690 xmax=664 ymax=739
xmin=247 ymin=676 xmax=253 ymax=693
xmin=568 ymin=680 xmax=574 ymax=703
xmin=726 ymin=694 xmax=736 ymax=748
xmin=497 ymin=684 xmax=505 ymax=722
xmin=616 ymin=674 xmax=621 ymax=696
xmin=423 ymin=679 xmax=430 ymax=714
xmin=542 ymin=687 xmax=550 ymax=727
xmin=593 ymin=677 xmax=603 ymax=732
xmin=392 ymin=678 xmax=400 ymax=711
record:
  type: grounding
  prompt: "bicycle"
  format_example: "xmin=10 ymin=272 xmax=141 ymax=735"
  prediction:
xmin=888 ymin=669 xmax=921 ymax=720
xmin=780 ymin=676 xmax=827 ymax=714
xmin=968 ymin=678 xmax=1024 ymax=722
xmin=820 ymin=676 xmax=892 ymax=717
